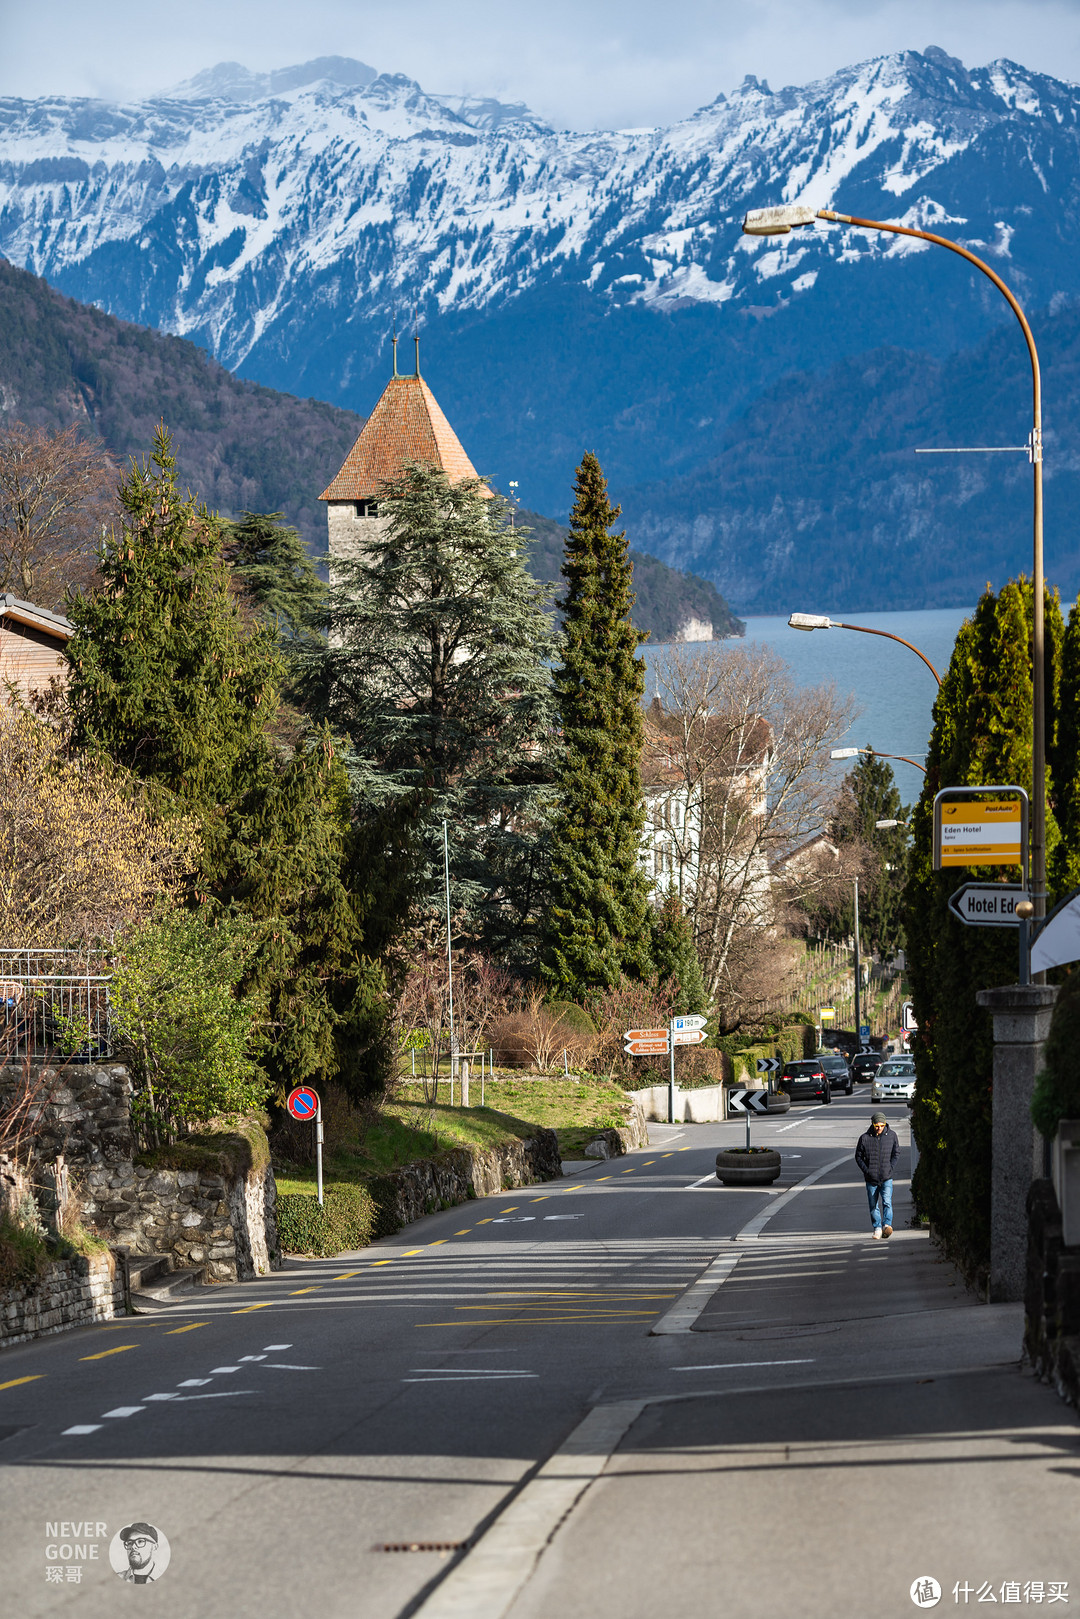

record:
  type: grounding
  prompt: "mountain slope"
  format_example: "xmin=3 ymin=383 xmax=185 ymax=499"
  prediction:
xmin=4 ymin=44 xmax=1080 ymax=543
xmin=0 ymin=258 xmax=735 ymax=639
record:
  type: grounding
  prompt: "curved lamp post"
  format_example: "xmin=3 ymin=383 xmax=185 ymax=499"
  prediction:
xmin=831 ymin=745 xmax=927 ymax=776
xmin=789 ymin=613 xmax=941 ymax=686
xmin=754 ymin=204 xmax=1045 ymax=937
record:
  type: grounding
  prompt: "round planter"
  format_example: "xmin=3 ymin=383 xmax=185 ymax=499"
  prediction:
xmin=765 ymin=1091 xmax=791 ymax=1114
xmin=715 ymin=1148 xmax=782 ymax=1186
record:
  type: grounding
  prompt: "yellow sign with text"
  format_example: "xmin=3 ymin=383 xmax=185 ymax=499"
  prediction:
xmin=939 ymin=799 xmax=1023 ymax=866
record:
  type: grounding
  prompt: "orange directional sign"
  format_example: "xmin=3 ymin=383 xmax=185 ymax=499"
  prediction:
xmin=672 ymin=1029 xmax=707 ymax=1046
xmin=623 ymin=1037 xmax=670 ymax=1056
xmin=624 ymin=1028 xmax=668 ymax=1042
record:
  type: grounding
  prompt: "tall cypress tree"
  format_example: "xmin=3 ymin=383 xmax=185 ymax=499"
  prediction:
xmin=906 ymin=578 xmax=1065 ymax=1279
xmin=65 ymin=427 xmax=407 ymax=1098
xmin=543 ymin=452 xmax=652 ymax=998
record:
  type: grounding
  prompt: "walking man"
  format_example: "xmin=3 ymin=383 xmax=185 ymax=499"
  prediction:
xmin=855 ymin=1110 xmax=900 ymax=1239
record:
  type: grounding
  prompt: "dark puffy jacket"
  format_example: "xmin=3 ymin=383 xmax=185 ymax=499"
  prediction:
xmin=855 ymin=1126 xmax=899 ymax=1183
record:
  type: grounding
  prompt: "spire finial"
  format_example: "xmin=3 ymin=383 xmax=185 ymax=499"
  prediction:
xmin=391 ymin=320 xmax=399 ymax=378
xmin=414 ymin=308 xmax=420 ymax=377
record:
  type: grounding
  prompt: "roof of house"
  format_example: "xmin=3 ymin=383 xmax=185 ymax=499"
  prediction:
xmin=0 ymin=594 xmax=73 ymax=641
xmin=319 ymin=373 xmax=490 ymax=502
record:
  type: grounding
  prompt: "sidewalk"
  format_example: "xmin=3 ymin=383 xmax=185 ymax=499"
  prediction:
xmin=504 ymin=1157 xmax=1079 ymax=1619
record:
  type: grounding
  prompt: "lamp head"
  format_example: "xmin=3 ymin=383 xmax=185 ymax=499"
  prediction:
xmin=742 ymin=206 xmax=820 ymax=236
xmin=788 ymin=612 xmax=833 ymax=631
xmin=831 ymin=748 xmax=860 ymax=761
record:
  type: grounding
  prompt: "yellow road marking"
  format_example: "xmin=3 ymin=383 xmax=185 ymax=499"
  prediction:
xmin=530 ymin=1196 xmax=549 ymax=1203
xmin=232 ymin=1303 xmax=275 ymax=1313
xmin=661 ymin=1153 xmax=674 ymax=1158
xmin=621 ymin=1168 xmax=636 ymax=1174
xmin=80 ymin=1345 xmax=138 ymax=1361
xmin=402 ymin=1249 xmax=425 ymax=1257
xmin=499 ymin=1206 xmax=519 ymax=1213
xmin=595 ymin=1176 xmax=611 ymax=1182
xmin=643 ymin=1160 xmax=656 ymax=1165
xmin=165 ymin=1323 xmax=209 ymax=1333
xmin=334 ymin=1272 xmax=361 ymax=1280
xmin=486 ymin=1292 xmax=676 ymax=1299
xmin=290 ymin=1287 xmax=321 ymax=1295
xmin=476 ymin=1219 xmax=493 ymax=1226
xmin=0 ymin=1375 xmax=43 ymax=1391
xmin=429 ymin=1240 xmax=447 ymax=1247
xmin=454 ymin=1230 xmax=471 ymax=1236
xmin=372 ymin=1259 xmax=394 ymax=1266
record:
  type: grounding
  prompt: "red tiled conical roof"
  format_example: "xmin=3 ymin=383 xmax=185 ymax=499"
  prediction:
xmin=319 ymin=374 xmax=490 ymax=501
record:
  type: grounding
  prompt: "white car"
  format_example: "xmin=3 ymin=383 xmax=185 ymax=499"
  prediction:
xmin=872 ymin=1059 xmax=916 ymax=1102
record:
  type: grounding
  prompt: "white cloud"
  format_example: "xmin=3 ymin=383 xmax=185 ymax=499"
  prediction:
xmin=2 ymin=0 xmax=1079 ymax=129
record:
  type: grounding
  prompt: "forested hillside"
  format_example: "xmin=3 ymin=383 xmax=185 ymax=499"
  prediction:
xmin=0 ymin=258 xmax=738 ymax=640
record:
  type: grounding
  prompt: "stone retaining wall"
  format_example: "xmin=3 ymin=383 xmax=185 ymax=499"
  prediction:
xmin=0 ymin=1062 xmax=134 ymax=1167
xmin=78 ymin=1154 xmax=282 ymax=1282
xmin=0 ymin=1252 xmax=123 ymax=1349
xmin=371 ymin=1129 xmax=562 ymax=1232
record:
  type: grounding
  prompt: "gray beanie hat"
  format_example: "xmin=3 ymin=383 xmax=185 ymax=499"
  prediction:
xmin=870 ymin=1111 xmax=887 ymax=1124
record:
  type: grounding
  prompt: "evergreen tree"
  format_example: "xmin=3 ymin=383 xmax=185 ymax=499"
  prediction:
xmin=221 ymin=510 xmax=327 ymax=644
xmin=905 ymin=578 xmax=1065 ymax=1280
xmin=542 ymin=452 xmax=653 ymax=997
xmin=813 ymin=752 xmax=910 ymax=955
xmin=650 ymin=891 xmax=708 ymax=1015
xmin=297 ymin=462 xmax=558 ymax=957
xmin=65 ymin=427 xmax=407 ymax=1099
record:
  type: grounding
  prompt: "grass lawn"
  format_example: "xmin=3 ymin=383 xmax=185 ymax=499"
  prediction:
xmin=275 ymin=1079 xmax=635 ymax=1195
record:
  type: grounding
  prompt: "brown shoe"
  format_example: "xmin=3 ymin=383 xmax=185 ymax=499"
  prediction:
xmin=882 ymin=1225 xmax=893 ymax=1238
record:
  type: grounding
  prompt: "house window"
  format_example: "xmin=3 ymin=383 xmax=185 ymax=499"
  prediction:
xmin=355 ymin=500 xmax=380 ymax=518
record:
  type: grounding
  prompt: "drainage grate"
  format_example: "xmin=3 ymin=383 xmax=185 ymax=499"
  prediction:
xmin=376 ymin=1541 xmax=468 ymax=1555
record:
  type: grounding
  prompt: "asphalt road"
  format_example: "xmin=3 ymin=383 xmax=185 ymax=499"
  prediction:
xmin=1 ymin=1091 xmax=1071 ymax=1618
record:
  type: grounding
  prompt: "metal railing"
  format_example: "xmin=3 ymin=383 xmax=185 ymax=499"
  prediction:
xmin=0 ymin=949 xmax=113 ymax=1062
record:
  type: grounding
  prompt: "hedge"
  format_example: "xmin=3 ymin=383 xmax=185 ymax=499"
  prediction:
xmin=720 ymin=1023 xmax=816 ymax=1081
xmin=277 ymin=1184 xmax=377 ymax=1256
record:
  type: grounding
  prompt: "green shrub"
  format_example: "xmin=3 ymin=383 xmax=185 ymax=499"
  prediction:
xmin=1032 ymin=971 xmax=1080 ymax=1139
xmin=546 ymin=1001 xmax=598 ymax=1038
xmin=0 ymin=1219 xmax=51 ymax=1288
xmin=277 ymin=1183 xmax=377 ymax=1256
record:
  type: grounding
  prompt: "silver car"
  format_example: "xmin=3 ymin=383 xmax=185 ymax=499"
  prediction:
xmin=872 ymin=1058 xmax=916 ymax=1103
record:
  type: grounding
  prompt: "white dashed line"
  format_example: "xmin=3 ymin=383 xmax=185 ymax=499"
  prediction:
xmin=101 ymin=1406 xmax=144 ymax=1418
xmin=62 ymin=1425 xmax=102 ymax=1436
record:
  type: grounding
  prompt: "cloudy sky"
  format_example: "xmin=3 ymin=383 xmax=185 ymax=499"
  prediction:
xmin=3 ymin=0 xmax=1079 ymax=127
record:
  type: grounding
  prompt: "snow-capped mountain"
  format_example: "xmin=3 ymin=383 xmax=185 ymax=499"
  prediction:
xmin=2 ymin=46 xmax=1080 ymax=603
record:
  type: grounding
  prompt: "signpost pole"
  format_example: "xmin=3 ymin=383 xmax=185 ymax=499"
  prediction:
xmin=853 ymin=876 xmax=861 ymax=1049
xmin=316 ymin=1098 xmax=324 ymax=1208
xmin=668 ymin=1019 xmax=675 ymax=1125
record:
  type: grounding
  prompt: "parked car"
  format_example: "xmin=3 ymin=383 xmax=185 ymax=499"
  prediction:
xmin=780 ymin=1059 xmax=832 ymax=1105
xmin=816 ymin=1052 xmax=854 ymax=1095
xmin=871 ymin=1058 xmax=916 ymax=1103
xmin=851 ymin=1051 xmax=883 ymax=1083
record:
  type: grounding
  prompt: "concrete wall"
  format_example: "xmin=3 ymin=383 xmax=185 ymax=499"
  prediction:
xmin=629 ymin=1084 xmax=729 ymax=1123
xmin=0 ymin=1251 xmax=123 ymax=1349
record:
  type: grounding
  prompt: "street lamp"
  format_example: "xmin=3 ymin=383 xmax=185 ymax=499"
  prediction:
xmin=831 ymin=745 xmax=926 ymax=776
xmin=789 ymin=614 xmax=940 ymax=686
xmin=758 ymin=205 xmax=1046 ymax=939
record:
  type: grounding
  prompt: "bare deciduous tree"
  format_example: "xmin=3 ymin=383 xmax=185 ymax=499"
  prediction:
xmin=648 ymin=643 xmax=856 ymax=1031
xmin=0 ymin=423 xmax=115 ymax=609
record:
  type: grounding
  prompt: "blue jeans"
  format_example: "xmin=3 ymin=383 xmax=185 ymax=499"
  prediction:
xmin=866 ymin=1179 xmax=893 ymax=1229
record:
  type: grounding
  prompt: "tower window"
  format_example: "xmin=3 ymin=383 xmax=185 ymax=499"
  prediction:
xmin=355 ymin=500 xmax=380 ymax=518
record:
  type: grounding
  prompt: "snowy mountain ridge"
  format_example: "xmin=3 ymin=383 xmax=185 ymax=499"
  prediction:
xmin=3 ymin=44 xmax=1080 ymax=605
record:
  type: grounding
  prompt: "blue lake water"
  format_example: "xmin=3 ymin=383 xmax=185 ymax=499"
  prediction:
xmin=645 ymin=607 xmax=973 ymax=807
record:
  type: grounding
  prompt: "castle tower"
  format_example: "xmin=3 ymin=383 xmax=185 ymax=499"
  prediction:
xmin=319 ymin=346 xmax=491 ymax=563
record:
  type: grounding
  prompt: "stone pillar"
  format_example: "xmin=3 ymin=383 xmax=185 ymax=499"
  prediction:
xmin=460 ymin=1060 xmax=470 ymax=1109
xmin=975 ymin=983 xmax=1058 ymax=1303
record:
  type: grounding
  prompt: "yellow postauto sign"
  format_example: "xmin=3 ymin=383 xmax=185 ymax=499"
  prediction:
xmin=939 ymin=799 xmax=1023 ymax=866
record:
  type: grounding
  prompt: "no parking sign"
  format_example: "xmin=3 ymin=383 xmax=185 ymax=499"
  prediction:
xmin=285 ymin=1087 xmax=323 ymax=1204
xmin=286 ymin=1086 xmax=320 ymax=1121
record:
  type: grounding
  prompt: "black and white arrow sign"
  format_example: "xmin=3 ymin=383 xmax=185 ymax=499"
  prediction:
xmin=727 ymin=1088 xmax=769 ymax=1114
xmin=755 ymin=1057 xmax=780 ymax=1074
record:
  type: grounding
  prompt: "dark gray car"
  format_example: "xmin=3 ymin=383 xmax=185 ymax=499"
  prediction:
xmin=817 ymin=1052 xmax=853 ymax=1095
